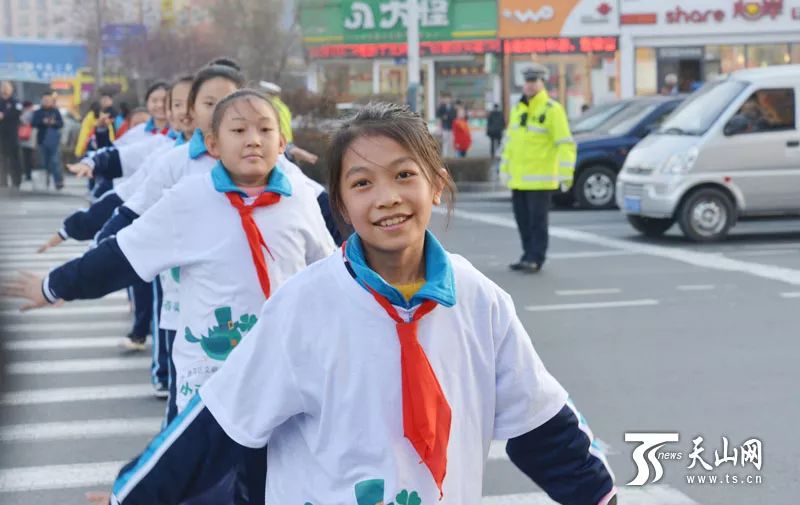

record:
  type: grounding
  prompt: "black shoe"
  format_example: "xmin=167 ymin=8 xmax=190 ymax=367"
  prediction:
xmin=152 ymin=382 xmax=169 ymax=399
xmin=119 ymin=333 xmax=147 ymax=351
xmin=509 ymin=261 xmax=541 ymax=273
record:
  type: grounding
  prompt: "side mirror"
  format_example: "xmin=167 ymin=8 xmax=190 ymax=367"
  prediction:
xmin=724 ymin=115 xmax=749 ymax=136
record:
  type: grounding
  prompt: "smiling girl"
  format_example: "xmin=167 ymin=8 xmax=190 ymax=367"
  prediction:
xmin=52 ymin=102 xmax=617 ymax=505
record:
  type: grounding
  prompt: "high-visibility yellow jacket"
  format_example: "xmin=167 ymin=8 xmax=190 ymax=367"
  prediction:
xmin=271 ymin=96 xmax=293 ymax=143
xmin=74 ymin=111 xmax=116 ymax=157
xmin=500 ymin=89 xmax=576 ymax=191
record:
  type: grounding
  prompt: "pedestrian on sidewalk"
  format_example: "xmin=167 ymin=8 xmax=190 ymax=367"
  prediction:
xmin=500 ymin=64 xmax=576 ymax=273
xmin=32 ymin=92 xmax=65 ymax=190
xmin=452 ymin=105 xmax=472 ymax=157
xmin=19 ymin=100 xmax=36 ymax=183
xmin=0 ymin=80 xmax=22 ymax=188
xmin=486 ymin=103 xmax=505 ymax=158
xmin=436 ymin=93 xmax=457 ymax=157
xmin=55 ymin=102 xmax=616 ymax=505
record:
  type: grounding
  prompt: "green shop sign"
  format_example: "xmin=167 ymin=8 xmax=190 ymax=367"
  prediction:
xmin=301 ymin=0 xmax=497 ymax=45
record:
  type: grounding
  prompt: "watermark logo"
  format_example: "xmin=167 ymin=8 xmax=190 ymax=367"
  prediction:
xmin=625 ymin=432 xmax=680 ymax=486
xmin=625 ymin=433 xmax=763 ymax=487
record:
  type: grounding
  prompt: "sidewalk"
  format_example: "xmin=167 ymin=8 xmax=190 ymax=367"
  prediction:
xmin=16 ymin=172 xmax=90 ymax=200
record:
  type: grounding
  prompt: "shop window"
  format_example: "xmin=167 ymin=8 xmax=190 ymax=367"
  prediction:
xmin=791 ymin=44 xmax=800 ymax=64
xmin=319 ymin=62 xmax=372 ymax=103
xmin=728 ymin=89 xmax=795 ymax=135
xmin=704 ymin=45 xmax=745 ymax=79
xmin=635 ymin=47 xmax=657 ymax=96
xmin=746 ymin=44 xmax=790 ymax=68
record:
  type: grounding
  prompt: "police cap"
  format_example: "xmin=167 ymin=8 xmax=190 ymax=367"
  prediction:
xmin=523 ymin=64 xmax=549 ymax=82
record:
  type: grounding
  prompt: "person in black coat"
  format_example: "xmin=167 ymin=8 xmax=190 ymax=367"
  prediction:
xmin=0 ymin=81 xmax=22 ymax=188
xmin=32 ymin=92 xmax=65 ymax=190
xmin=486 ymin=103 xmax=505 ymax=158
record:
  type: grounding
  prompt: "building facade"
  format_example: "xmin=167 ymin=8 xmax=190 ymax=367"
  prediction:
xmin=619 ymin=0 xmax=800 ymax=97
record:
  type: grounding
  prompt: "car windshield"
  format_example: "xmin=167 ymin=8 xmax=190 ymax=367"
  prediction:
xmin=658 ymin=80 xmax=748 ymax=136
xmin=572 ymin=101 xmax=630 ymax=133
xmin=596 ymin=102 xmax=660 ymax=135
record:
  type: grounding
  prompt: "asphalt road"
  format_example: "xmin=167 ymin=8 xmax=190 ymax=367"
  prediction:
xmin=1 ymin=180 xmax=797 ymax=505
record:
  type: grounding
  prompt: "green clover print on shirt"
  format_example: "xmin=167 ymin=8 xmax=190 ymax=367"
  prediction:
xmin=304 ymin=479 xmax=422 ymax=505
xmin=184 ymin=306 xmax=258 ymax=360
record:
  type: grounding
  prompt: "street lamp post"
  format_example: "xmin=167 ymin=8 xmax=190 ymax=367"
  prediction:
xmin=406 ymin=0 xmax=420 ymax=113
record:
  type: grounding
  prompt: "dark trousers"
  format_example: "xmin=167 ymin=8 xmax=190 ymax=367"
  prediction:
xmin=151 ymin=278 xmax=170 ymax=387
xmin=0 ymin=139 xmax=22 ymax=187
xmin=21 ymin=146 xmax=35 ymax=180
xmin=38 ymin=144 xmax=63 ymax=186
xmin=512 ymin=189 xmax=551 ymax=265
xmin=490 ymin=136 xmax=501 ymax=157
xmin=130 ymin=279 xmax=153 ymax=339
xmin=164 ymin=329 xmax=178 ymax=424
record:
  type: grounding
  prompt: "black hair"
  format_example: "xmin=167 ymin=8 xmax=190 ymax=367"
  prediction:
xmin=187 ymin=65 xmax=246 ymax=113
xmin=22 ymin=100 xmax=33 ymax=107
xmin=206 ymin=57 xmax=241 ymax=72
xmin=130 ymin=106 xmax=148 ymax=116
xmin=327 ymin=102 xmax=456 ymax=222
xmin=145 ymin=81 xmax=169 ymax=102
xmin=119 ymin=102 xmax=131 ymax=117
xmin=209 ymin=88 xmax=281 ymax=138
xmin=167 ymin=74 xmax=194 ymax=109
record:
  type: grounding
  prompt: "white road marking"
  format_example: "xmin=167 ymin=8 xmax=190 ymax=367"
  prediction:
xmin=526 ymin=299 xmax=659 ymax=312
xmin=0 ymin=304 xmax=129 ymax=318
xmin=556 ymin=288 xmax=622 ymax=296
xmin=0 ymin=384 xmax=153 ymax=406
xmin=728 ymin=249 xmax=799 ymax=257
xmin=481 ymin=488 xmax=699 ymax=505
xmin=549 ymin=250 xmax=638 ymax=260
xmin=0 ymin=461 xmax=126 ymax=492
xmin=676 ymin=285 xmax=715 ymax=291
xmin=445 ymin=208 xmax=800 ymax=286
xmin=8 ymin=357 xmax=151 ymax=375
xmin=780 ymin=292 xmax=800 ymax=298
xmin=4 ymin=337 xmax=131 ymax=351
xmin=0 ymin=418 xmax=161 ymax=442
xmin=1 ymin=320 xmax=131 ymax=334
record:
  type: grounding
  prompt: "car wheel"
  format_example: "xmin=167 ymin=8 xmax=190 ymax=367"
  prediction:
xmin=678 ymin=188 xmax=735 ymax=242
xmin=626 ymin=215 xmax=674 ymax=237
xmin=576 ymin=165 xmax=617 ymax=209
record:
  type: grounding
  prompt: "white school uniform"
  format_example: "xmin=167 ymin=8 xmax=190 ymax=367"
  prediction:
xmin=114 ymin=122 xmax=148 ymax=147
xmin=117 ymin=165 xmax=335 ymax=412
xmin=200 ymin=250 xmax=568 ymax=505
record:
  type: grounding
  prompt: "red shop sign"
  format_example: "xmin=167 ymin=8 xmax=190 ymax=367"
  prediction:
xmin=307 ymin=39 xmax=501 ymax=59
xmin=503 ymin=37 xmax=618 ymax=55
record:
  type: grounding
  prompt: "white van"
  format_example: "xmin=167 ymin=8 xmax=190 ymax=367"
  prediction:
xmin=616 ymin=65 xmax=800 ymax=242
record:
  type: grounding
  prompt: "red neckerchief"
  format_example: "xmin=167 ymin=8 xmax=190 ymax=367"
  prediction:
xmin=226 ymin=192 xmax=281 ymax=298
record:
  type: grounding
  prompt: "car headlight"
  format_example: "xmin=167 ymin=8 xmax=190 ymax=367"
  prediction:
xmin=659 ymin=147 xmax=699 ymax=175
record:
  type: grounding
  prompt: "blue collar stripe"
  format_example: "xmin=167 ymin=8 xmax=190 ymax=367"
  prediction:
xmin=344 ymin=231 xmax=455 ymax=308
xmin=144 ymin=117 xmax=155 ymax=132
xmin=188 ymin=129 xmax=207 ymax=159
xmin=211 ymin=160 xmax=293 ymax=197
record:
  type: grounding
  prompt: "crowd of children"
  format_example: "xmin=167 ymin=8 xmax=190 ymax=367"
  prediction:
xmin=3 ymin=58 xmax=617 ymax=505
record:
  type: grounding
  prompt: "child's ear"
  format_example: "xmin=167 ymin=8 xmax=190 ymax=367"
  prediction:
xmin=205 ymin=133 xmax=219 ymax=159
xmin=432 ymin=167 xmax=447 ymax=205
xmin=278 ymin=135 xmax=286 ymax=155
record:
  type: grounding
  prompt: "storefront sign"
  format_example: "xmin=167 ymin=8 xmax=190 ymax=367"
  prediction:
xmin=733 ymin=0 xmax=783 ymax=20
xmin=503 ymin=36 xmax=618 ymax=54
xmin=301 ymin=0 xmax=497 ymax=45
xmin=665 ymin=6 xmax=725 ymax=23
xmin=498 ymin=0 xmax=620 ymax=38
xmin=307 ymin=39 xmax=501 ymax=58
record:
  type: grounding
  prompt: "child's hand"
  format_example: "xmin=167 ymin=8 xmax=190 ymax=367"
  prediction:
xmin=290 ymin=146 xmax=319 ymax=164
xmin=37 ymin=233 xmax=64 ymax=253
xmin=85 ymin=491 xmax=111 ymax=504
xmin=1 ymin=271 xmax=50 ymax=311
xmin=68 ymin=162 xmax=94 ymax=178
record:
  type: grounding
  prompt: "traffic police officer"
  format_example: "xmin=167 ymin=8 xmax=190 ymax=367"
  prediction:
xmin=500 ymin=63 xmax=576 ymax=273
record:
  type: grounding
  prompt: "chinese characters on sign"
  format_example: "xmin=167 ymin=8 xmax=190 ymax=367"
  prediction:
xmin=688 ymin=436 xmax=763 ymax=471
xmin=504 ymin=37 xmax=618 ymax=55
xmin=308 ymin=39 xmax=500 ymax=59
xmin=344 ymin=0 xmax=450 ymax=30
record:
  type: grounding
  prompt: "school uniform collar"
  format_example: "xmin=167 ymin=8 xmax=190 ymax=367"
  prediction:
xmin=188 ymin=129 xmax=207 ymax=159
xmin=167 ymin=128 xmax=179 ymax=140
xmin=173 ymin=133 xmax=187 ymax=147
xmin=344 ymin=231 xmax=455 ymax=309
xmin=211 ymin=160 xmax=292 ymax=198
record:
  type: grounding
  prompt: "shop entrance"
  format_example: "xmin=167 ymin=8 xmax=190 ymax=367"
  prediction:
xmin=657 ymin=47 xmax=704 ymax=93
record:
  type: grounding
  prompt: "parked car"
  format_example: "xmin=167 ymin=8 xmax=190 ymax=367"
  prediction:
xmin=617 ymin=64 xmax=800 ymax=242
xmin=558 ymin=96 xmax=684 ymax=209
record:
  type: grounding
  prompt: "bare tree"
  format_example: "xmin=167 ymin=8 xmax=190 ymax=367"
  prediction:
xmin=207 ymin=0 xmax=300 ymax=85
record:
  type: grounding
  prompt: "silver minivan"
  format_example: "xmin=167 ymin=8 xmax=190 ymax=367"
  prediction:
xmin=616 ymin=65 xmax=800 ymax=242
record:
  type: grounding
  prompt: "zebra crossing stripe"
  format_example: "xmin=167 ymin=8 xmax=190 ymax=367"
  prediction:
xmin=0 ymin=418 xmax=162 ymax=442
xmin=481 ymin=488 xmax=699 ymax=504
xmin=0 ymin=384 xmax=153 ymax=406
xmin=0 ymin=304 xmax=130 ymax=318
xmin=4 ymin=337 xmax=133 ymax=351
xmin=1 ymin=320 xmax=131 ymax=334
xmin=8 ymin=357 xmax=151 ymax=375
xmin=0 ymin=461 xmax=126 ymax=492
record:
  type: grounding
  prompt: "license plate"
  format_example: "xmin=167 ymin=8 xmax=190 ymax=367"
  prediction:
xmin=624 ymin=196 xmax=641 ymax=212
